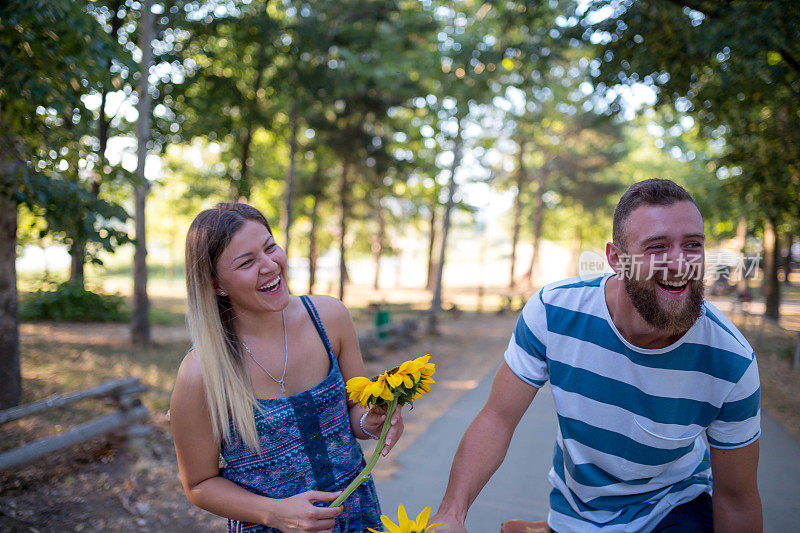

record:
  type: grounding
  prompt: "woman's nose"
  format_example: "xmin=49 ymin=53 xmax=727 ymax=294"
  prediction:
xmin=258 ymin=252 xmax=277 ymax=271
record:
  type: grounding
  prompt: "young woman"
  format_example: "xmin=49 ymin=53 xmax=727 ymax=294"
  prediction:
xmin=170 ymin=202 xmax=403 ymax=532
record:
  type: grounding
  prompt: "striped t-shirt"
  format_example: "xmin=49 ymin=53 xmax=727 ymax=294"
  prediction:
xmin=504 ymin=275 xmax=761 ymax=532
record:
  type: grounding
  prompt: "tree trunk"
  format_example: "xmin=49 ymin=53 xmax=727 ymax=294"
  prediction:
xmin=569 ymin=214 xmax=583 ymax=276
xmin=93 ymin=0 xmax=123 ymax=198
xmin=428 ymin=118 xmax=462 ymax=334
xmin=338 ymin=161 xmax=350 ymax=301
xmin=568 ymin=205 xmax=584 ymax=277
xmin=68 ymin=0 xmax=122 ymax=290
xmin=509 ymin=139 xmax=526 ymax=289
xmin=736 ymin=216 xmax=748 ymax=294
xmin=281 ymin=98 xmax=299 ymax=257
xmin=763 ymin=219 xmax=780 ymax=320
xmin=782 ymin=231 xmax=793 ymax=285
xmin=69 ymin=243 xmax=86 ymax=289
xmin=426 ymin=201 xmax=438 ymax=291
xmin=0 ymin=137 xmax=21 ymax=409
xmin=132 ymin=186 xmax=150 ymax=346
xmin=232 ymin=61 xmax=267 ymax=202
xmin=308 ymin=191 xmax=319 ymax=295
xmin=372 ymin=199 xmax=385 ymax=290
xmin=131 ymin=0 xmax=154 ymax=347
xmin=234 ymin=125 xmax=254 ymax=202
xmin=528 ymin=169 xmax=547 ymax=284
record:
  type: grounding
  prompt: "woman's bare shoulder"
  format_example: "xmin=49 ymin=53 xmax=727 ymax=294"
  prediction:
xmin=305 ymin=294 xmax=350 ymax=322
xmin=173 ymin=349 xmax=206 ymax=400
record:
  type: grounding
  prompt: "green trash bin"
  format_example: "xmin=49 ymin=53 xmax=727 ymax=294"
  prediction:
xmin=374 ymin=308 xmax=391 ymax=339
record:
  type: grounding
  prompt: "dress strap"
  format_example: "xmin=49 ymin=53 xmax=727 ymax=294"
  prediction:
xmin=300 ymin=295 xmax=336 ymax=362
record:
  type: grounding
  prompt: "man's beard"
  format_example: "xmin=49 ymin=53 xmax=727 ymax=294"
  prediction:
xmin=624 ymin=276 xmax=704 ymax=336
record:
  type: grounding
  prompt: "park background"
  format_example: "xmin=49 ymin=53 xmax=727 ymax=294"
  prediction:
xmin=1 ymin=0 xmax=799 ymax=531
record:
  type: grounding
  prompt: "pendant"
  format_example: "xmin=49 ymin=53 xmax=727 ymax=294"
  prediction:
xmin=279 ymin=381 xmax=286 ymax=393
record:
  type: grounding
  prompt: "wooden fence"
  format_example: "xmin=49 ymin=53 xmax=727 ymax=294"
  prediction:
xmin=0 ymin=377 xmax=149 ymax=471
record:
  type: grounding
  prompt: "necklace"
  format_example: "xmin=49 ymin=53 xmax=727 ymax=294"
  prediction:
xmin=241 ymin=310 xmax=288 ymax=393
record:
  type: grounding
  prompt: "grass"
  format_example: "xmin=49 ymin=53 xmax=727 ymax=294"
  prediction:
xmin=6 ymin=277 xmax=799 ymax=458
xmin=0 ymin=332 xmax=189 ymax=453
xmin=17 ymin=287 xmax=187 ymax=327
xmin=729 ymin=313 xmax=800 ymax=442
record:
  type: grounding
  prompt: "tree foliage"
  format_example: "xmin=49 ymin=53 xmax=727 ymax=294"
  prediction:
xmin=571 ymin=0 xmax=800 ymax=317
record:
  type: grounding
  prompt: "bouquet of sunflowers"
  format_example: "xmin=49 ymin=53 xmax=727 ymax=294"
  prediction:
xmin=330 ymin=355 xmax=436 ymax=508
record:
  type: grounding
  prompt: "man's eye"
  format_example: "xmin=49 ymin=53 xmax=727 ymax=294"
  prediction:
xmin=686 ymin=242 xmax=702 ymax=248
xmin=647 ymin=244 xmax=665 ymax=250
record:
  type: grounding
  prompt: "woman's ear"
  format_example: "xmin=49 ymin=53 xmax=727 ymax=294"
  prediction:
xmin=212 ymin=279 xmax=227 ymax=297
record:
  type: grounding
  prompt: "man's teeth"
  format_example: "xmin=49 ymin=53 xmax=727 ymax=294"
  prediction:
xmin=659 ymin=279 xmax=687 ymax=288
xmin=259 ymin=277 xmax=280 ymax=291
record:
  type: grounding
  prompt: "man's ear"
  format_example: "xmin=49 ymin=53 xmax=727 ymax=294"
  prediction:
xmin=606 ymin=241 xmax=625 ymax=277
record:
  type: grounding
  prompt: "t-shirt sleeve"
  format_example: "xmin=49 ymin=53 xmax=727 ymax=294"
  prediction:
xmin=504 ymin=289 xmax=549 ymax=388
xmin=706 ymin=354 xmax=761 ymax=449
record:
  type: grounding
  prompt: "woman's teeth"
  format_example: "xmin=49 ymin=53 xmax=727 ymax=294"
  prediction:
xmin=258 ymin=276 xmax=280 ymax=292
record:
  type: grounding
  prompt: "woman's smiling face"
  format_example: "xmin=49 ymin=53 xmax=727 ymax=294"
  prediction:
xmin=213 ymin=219 xmax=290 ymax=314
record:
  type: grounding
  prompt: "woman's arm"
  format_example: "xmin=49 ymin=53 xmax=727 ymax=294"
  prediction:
xmin=310 ymin=295 xmax=404 ymax=455
xmin=170 ymin=352 xmax=343 ymax=531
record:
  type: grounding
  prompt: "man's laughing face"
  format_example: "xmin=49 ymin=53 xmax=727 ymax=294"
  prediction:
xmin=617 ymin=201 xmax=706 ymax=336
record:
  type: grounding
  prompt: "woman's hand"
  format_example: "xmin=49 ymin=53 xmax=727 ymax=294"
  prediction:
xmin=269 ymin=490 xmax=344 ymax=532
xmin=363 ymin=405 xmax=404 ymax=456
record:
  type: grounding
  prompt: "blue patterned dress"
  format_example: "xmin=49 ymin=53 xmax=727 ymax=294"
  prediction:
xmin=219 ymin=296 xmax=382 ymax=532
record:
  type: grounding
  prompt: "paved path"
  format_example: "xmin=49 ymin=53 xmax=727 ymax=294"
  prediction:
xmin=376 ymin=365 xmax=800 ymax=532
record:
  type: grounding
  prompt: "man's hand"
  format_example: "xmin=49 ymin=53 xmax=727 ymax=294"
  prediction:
xmin=432 ymin=363 xmax=538 ymax=531
xmin=430 ymin=511 xmax=466 ymax=533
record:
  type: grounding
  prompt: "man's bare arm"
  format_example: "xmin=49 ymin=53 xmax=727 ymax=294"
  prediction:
xmin=710 ymin=439 xmax=762 ymax=533
xmin=431 ymin=363 xmax=539 ymax=533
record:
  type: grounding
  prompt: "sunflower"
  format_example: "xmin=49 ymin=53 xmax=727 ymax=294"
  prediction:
xmin=368 ymin=504 xmax=444 ymax=533
xmin=332 ymin=356 xmax=437 ymax=509
xmin=348 ymin=374 xmax=395 ymax=407
xmin=347 ymin=355 xmax=436 ymax=409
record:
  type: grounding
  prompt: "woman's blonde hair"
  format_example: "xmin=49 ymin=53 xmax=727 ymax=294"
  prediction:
xmin=185 ymin=202 xmax=271 ymax=453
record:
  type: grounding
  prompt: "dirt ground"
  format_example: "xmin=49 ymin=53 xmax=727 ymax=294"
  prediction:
xmin=1 ymin=304 xmax=798 ymax=532
xmin=0 ymin=312 xmax=516 ymax=532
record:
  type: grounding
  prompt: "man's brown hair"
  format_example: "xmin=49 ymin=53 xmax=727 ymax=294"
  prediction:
xmin=612 ymin=179 xmax=696 ymax=249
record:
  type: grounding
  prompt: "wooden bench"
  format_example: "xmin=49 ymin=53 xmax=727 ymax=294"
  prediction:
xmin=0 ymin=377 xmax=150 ymax=470
xmin=358 ymin=318 xmax=418 ymax=360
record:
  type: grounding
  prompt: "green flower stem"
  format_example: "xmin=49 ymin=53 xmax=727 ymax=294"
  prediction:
xmin=330 ymin=399 xmax=399 ymax=508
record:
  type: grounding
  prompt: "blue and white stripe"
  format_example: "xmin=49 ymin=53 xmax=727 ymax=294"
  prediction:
xmin=504 ymin=275 xmax=761 ymax=532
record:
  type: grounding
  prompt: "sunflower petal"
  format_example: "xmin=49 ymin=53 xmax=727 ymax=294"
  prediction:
xmin=397 ymin=503 xmax=408 ymax=524
xmin=386 ymin=372 xmax=404 ymax=388
xmin=380 ymin=387 xmax=395 ymax=401
xmin=415 ymin=506 xmax=431 ymax=528
xmin=380 ymin=515 xmax=400 ymax=532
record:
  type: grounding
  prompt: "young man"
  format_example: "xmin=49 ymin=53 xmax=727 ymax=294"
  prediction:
xmin=433 ymin=179 xmax=762 ymax=532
